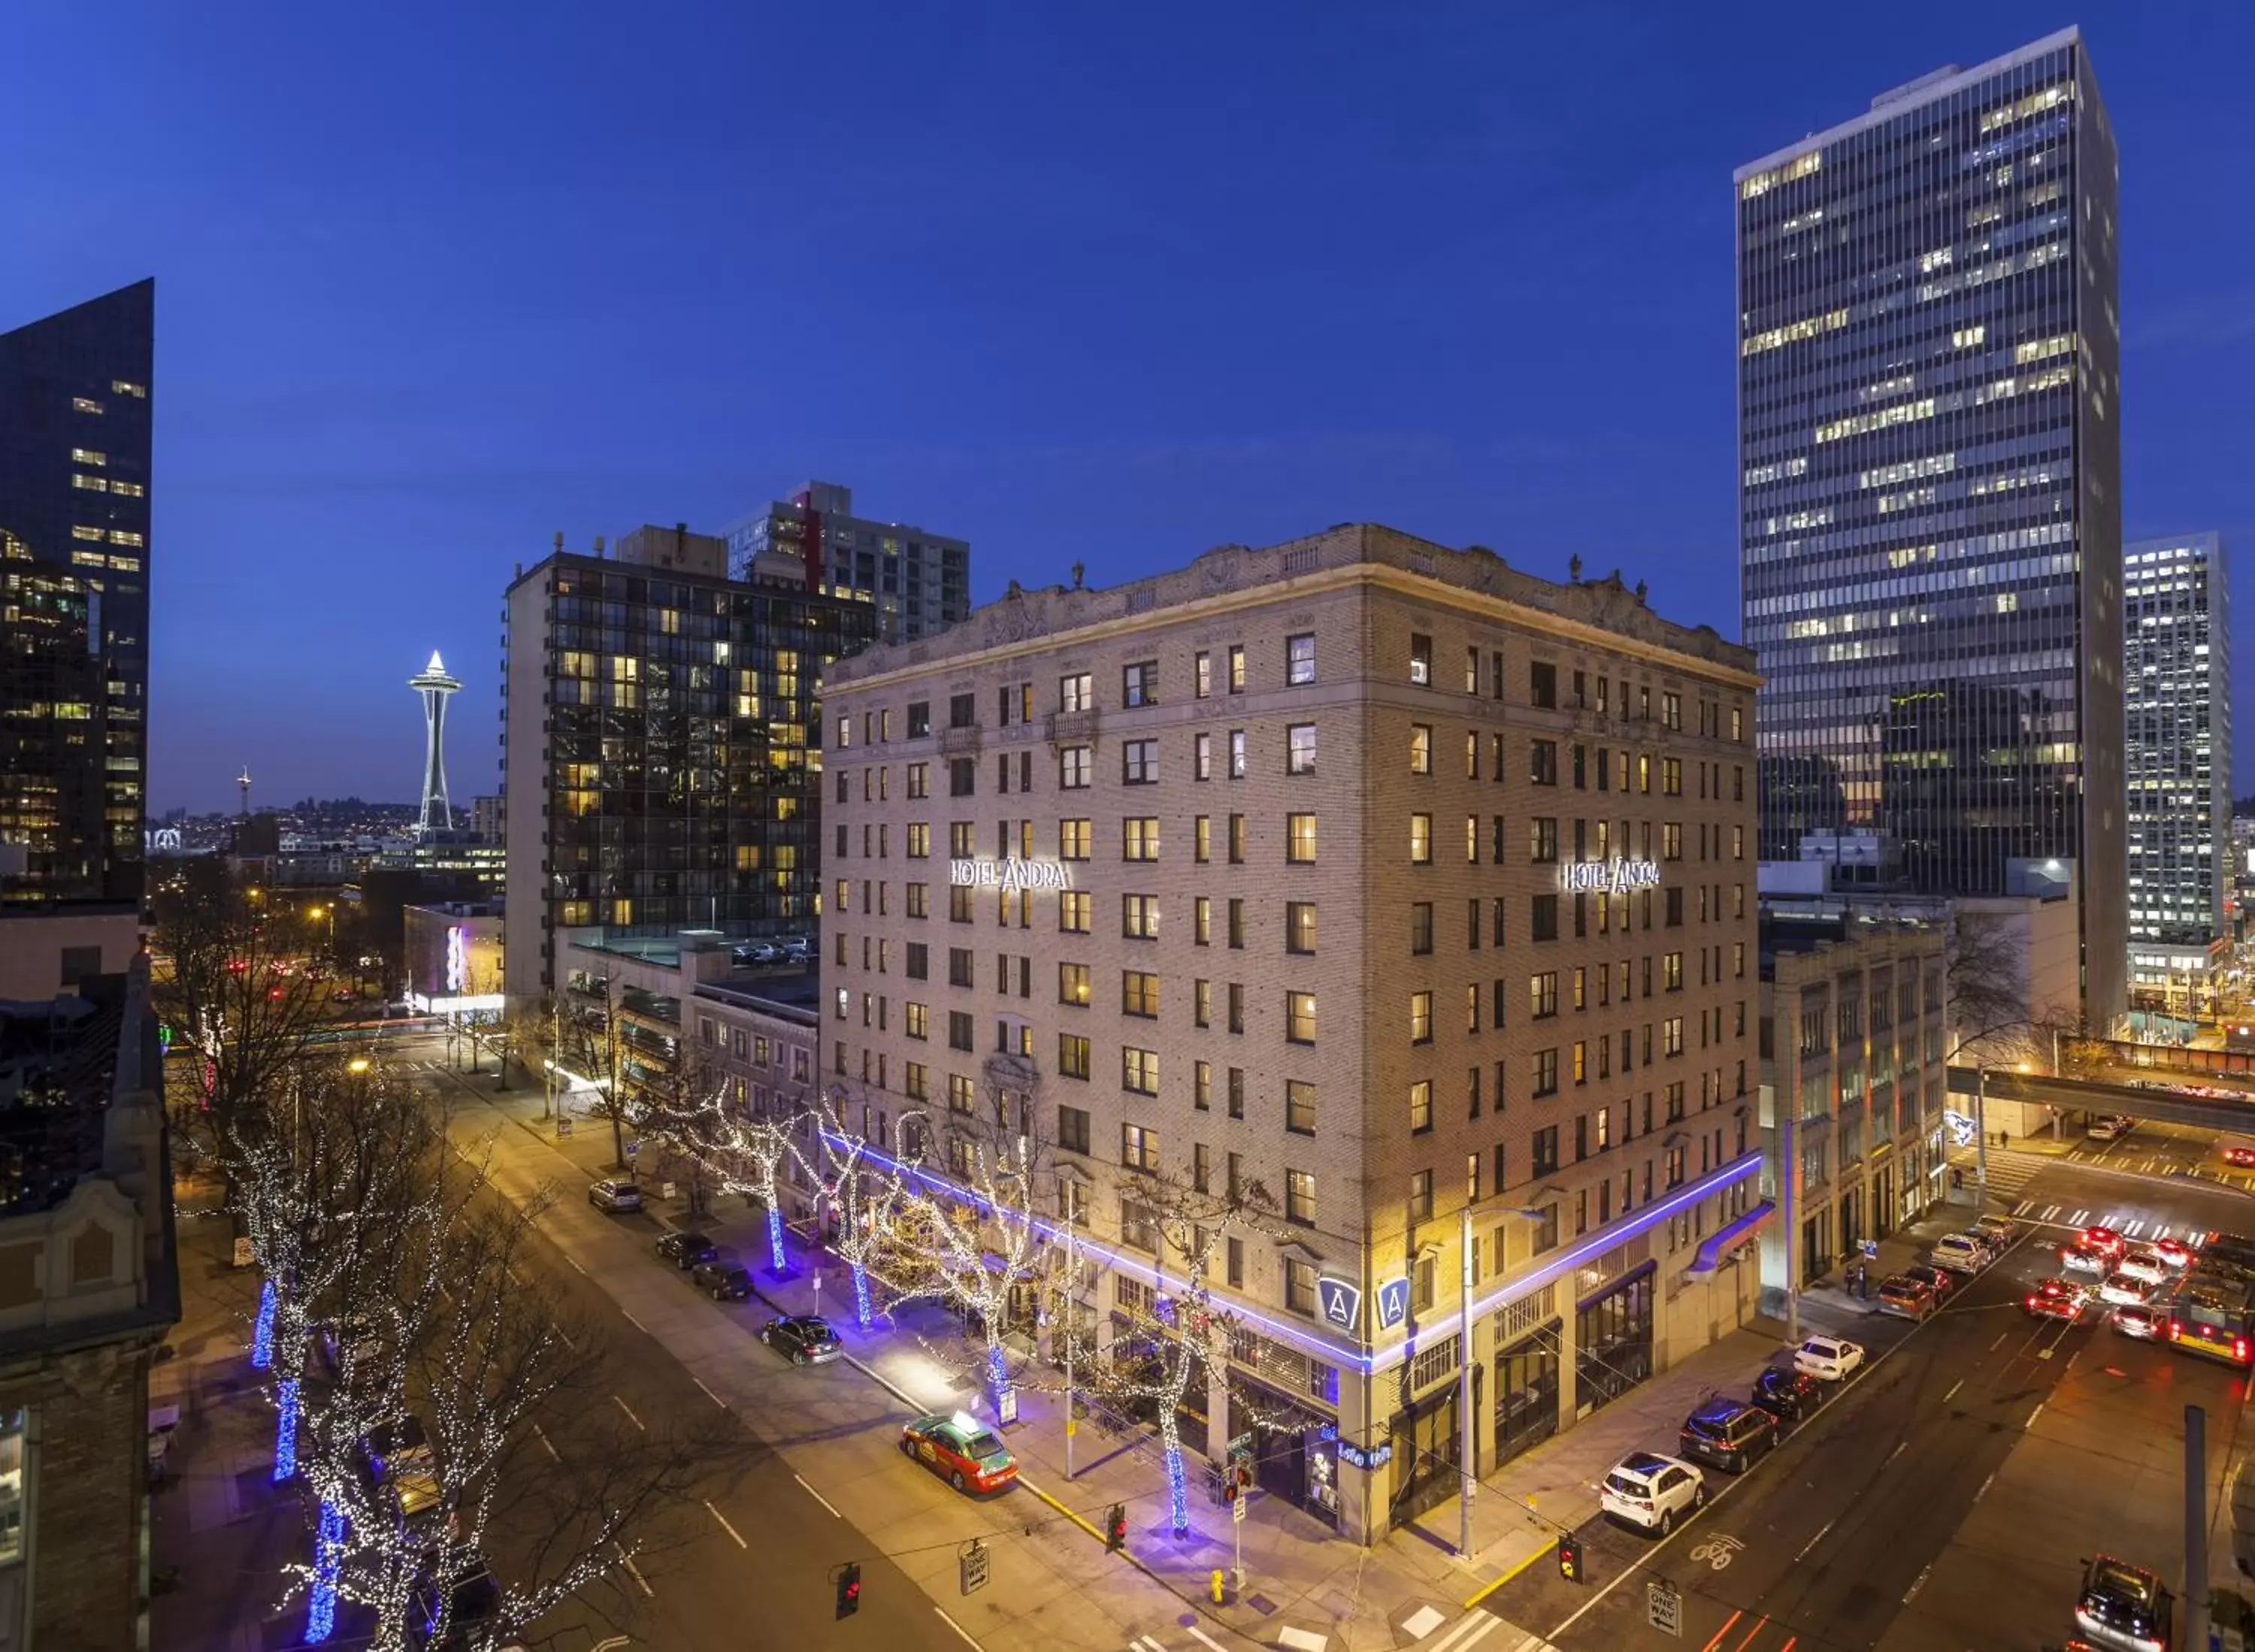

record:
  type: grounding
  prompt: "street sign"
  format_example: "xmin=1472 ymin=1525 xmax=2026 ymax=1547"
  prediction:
xmin=661 ymin=1182 xmax=678 ymax=1201
xmin=625 ymin=1139 xmax=640 ymax=1159
xmin=997 ymin=1387 xmax=1019 ymax=1426
xmin=1646 ymin=1580 xmax=1682 ymax=1638
xmin=958 ymin=1539 xmax=989 ymax=1596
xmin=1231 ymin=1489 xmax=1246 ymax=1524
xmin=555 ymin=1115 xmax=573 ymax=1139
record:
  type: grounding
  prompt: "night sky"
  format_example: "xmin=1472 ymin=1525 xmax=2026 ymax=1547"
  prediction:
xmin=8 ymin=3 xmax=2251 ymax=816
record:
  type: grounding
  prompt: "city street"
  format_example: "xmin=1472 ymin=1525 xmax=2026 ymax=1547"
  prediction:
xmin=1464 ymin=1159 xmax=2255 ymax=1652
xmin=402 ymin=1042 xmax=1244 ymax=1652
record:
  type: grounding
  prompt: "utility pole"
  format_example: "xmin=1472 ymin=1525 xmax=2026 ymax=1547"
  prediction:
xmin=1064 ymin=1212 xmax=1076 ymax=1481
xmin=1457 ymin=1196 xmax=1477 ymax=1559
xmin=1780 ymin=1108 xmax=1799 ymax=1346
xmin=1974 ymin=1066 xmax=1990 ymax=1209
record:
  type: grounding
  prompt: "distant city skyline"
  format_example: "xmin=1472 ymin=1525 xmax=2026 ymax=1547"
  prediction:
xmin=7 ymin=7 xmax=2249 ymax=815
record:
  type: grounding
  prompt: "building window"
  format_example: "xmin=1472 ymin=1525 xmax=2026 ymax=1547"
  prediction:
xmin=1194 ymin=815 xmax=1212 ymax=863
xmin=906 ymin=1002 xmax=930 ymax=1039
xmin=1530 ymin=817 xmax=1559 ymax=862
xmin=1194 ymin=732 xmax=1212 ymax=781
xmin=1228 ymin=730 xmax=1247 ymax=779
xmin=1409 ymin=991 xmax=1433 ymax=1044
xmin=1227 ymin=898 xmax=1246 ymax=948
xmin=1530 ymin=661 xmax=1557 ymax=708
xmin=1409 ymin=1170 xmax=1434 ymax=1223
xmin=1121 ymin=1121 xmax=1159 ymax=1171
xmin=1059 ymin=818 xmax=1092 ymax=860
xmin=1124 ymin=817 xmax=1161 ymax=861
xmin=1123 ymin=739 xmax=1158 ymax=785
xmin=1123 ymin=894 xmax=1160 ymax=939
xmin=1060 ymin=746 xmax=1091 ymax=789
xmin=949 ymin=1010 xmax=974 ymax=1051
xmin=1410 ymin=813 xmax=1433 ymax=864
xmin=1122 ymin=1197 xmax=1160 ymax=1251
xmin=1409 ymin=724 xmax=1433 ymax=774
xmin=1410 ymin=902 xmax=1433 ymax=955
xmin=1530 ymin=740 xmax=1558 ymax=786
xmin=1285 ymin=901 xmax=1317 ymax=955
xmin=1228 ymin=813 xmax=1247 ymax=864
xmin=1532 ymin=1048 xmax=1559 ymax=1097
xmin=1058 ymin=962 xmax=1091 ymax=1006
xmin=1060 ymin=672 xmax=1093 ymax=713
xmin=1195 ymin=651 xmax=1212 ymax=699
xmin=1286 ymin=813 xmax=1317 ymax=863
xmin=1285 ymin=1169 xmax=1316 ymax=1227
xmin=1060 ymin=890 xmax=1092 ymax=933
xmin=1287 ymin=632 xmax=1315 ymax=685
xmin=1410 ymin=633 xmax=1432 ymax=685
xmin=1287 ymin=1079 xmax=1316 ymax=1136
xmin=1057 ymin=1105 xmax=1091 ymax=1154
xmin=1123 ymin=970 xmax=1161 ymax=1018
xmin=1287 ymin=723 xmax=1317 ymax=774
xmin=1285 ymin=1257 xmax=1318 ymax=1315
xmin=1058 ymin=1033 xmax=1091 ymax=1080
xmin=1530 ymin=972 xmax=1558 ymax=1018
xmin=1286 ymin=991 xmax=1317 ymax=1044
xmin=1123 ymin=660 xmax=1159 ymax=707
xmin=1530 ymin=894 xmax=1558 ymax=941
xmin=1409 ymin=1079 xmax=1433 ymax=1133
xmin=1122 ymin=1047 xmax=1160 ymax=1097
xmin=1227 ymin=644 xmax=1247 ymax=692
xmin=949 ymin=757 xmax=976 ymax=797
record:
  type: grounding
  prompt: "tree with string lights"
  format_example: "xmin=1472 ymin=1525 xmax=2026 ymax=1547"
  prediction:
xmin=799 ymin=1085 xmax=912 ymax=1330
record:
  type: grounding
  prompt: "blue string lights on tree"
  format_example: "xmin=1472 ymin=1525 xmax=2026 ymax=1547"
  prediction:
xmin=272 ymin=1378 xmax=301 ymax=1481
xmin=306 ymin=1501 xmax=346 ymax=1643
xmin=251 ymin=1279 xmax=277 ymax=1369
xmin=851 ymin=1260 xmax=872 ymax=1331
xmin=765 ymin=1205 xmax=786 ymax=1275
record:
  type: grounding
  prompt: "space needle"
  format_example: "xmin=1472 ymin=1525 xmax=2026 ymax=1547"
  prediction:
xmin=410 ymin=650 xmax=462 ymax=836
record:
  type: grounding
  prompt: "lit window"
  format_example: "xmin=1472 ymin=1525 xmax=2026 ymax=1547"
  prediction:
xmin=71 ymin=474 xmax=107 ymax=492
xmin=108 ymin=531 xmax=144 ymax=547
xmin=1286 ymin=633 xmax=1315 ymax=685
xmin=1287 ymin=723 xmax=1316 ymax=775
xmin=71 ymin=525 xmax=104 ymax=542
xmin=71 ymin=448 xmax=106 ymax=467
xmin=72 ymin=396 xmax=103 ymax=414
xmin=111 ymin=380 xmax=147 ymax=398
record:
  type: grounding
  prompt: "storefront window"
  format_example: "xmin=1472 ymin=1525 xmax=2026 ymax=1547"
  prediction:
xmin=1494 ymin=1323 xmax=1560 ymax=1466
xmin=1574 ymin=1264 xmax=1654 ymax=1415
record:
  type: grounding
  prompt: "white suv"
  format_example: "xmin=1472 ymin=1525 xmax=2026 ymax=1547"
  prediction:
xmin=1600 ymin=1451 xmax=1706 ymax=1536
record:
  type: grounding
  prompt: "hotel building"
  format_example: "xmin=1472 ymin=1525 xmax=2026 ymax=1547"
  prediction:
xmin=1736 ymin=26 xmax=2126 ymax=1029
xmin=2124 ymin=533 xmax=2230 ymax=1004
xmin=820 ymin=525 xmax=1763 ymax=1543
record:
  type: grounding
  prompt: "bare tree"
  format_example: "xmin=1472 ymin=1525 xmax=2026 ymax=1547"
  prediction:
xmin=799 ymin=1085 xmax=912 ymax=1330
xmin=1948 ymin=909 xmax=2095 ymax=1075
xmin=546 ymin=980 xmax=632 ymax=1168
xmin=1060 ymin=1163 xmax=1280 ymax=1536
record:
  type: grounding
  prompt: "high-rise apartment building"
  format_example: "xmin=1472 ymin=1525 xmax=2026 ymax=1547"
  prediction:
xmin=0 ymin=280 xmax=155 ymax=933
xmin=1736 ymin=28 xmax=2126 ymax=1027
xmin=822 ymin=525 xmax=1764 ymax=1543
xmin=727 ymin=481 xmax=970 ymax=643
xmin=2126 ymin=532 xmax=2230 ymax=994
xmin=501 ymin=527 xmax=874 ymax=1004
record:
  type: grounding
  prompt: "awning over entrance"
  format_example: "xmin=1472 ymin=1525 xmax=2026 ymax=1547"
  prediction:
xmin=1687 ymin=1200 xmax=1775 ymax=1278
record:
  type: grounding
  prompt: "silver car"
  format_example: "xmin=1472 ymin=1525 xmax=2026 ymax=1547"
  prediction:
xmin=589 ymin=1177 xmax=642 ymax=1213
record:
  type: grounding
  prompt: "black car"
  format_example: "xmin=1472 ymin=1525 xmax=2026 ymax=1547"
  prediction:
xmin=2075 ymin=1554 xmax=2172 ymax=1651
xmin=761 ymin=1314 xmax=843 ymax=1365
xmin=656 ymin=1230 xmax=716 ymax=1270
xmin=1748 ymin=1366 xmax=1823 ymax=1425
xmin=1677 ymin=1397 xmax=1776 ymax=1473
xmin=692 ymin=1258 xmax=755 ymax=1301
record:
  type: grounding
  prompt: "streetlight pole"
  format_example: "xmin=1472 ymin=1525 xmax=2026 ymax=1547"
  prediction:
xmin=1457 ymin=1196 xmax=1477 ymax=1560
xmin=1063 ymin=1212 xmax=1076 ymax=1481
xmin=1974 ymin=1066 xmax=1990 ymax=1209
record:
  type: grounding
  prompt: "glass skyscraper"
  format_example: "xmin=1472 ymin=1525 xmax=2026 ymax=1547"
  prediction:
xmin=1736 ymin=27 xmax=2124 ymax=1024
xmin=2125 ymin=533 xmax=2229 ymax=981
xmin=0 ymin=280 xmax=154 ymax=912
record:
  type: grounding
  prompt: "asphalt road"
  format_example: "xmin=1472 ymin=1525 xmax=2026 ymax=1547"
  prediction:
xmin=1472 ymin=1159 xmax=2255 ymax=1652
xmin=408 ymin=1059 xmax=971 ymax=1652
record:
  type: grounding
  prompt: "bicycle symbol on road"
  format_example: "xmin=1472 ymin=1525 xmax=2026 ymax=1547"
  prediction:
xmin=1689 ymin=1534 xmax=1745 ymax=1571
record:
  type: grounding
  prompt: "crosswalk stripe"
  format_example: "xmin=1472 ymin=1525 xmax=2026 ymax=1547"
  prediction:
xmin=2124 ymin=1220 xmax=2146 ymax=1237
xmin=2071 ymin=1209 xmax=2090 ymax=1226
xmin=2014 ymin=1200 xmax=2033 ymax=1216
xmin=2044 ymin=1205 xmax=2062 ymax=1221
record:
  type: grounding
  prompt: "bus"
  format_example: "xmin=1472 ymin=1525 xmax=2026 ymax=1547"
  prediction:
xmin=2164 ymin=1269 xmax=2255 ymax=1368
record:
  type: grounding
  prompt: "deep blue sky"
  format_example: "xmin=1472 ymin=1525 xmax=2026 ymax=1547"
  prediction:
xmin=10 ymin=3 xmax=2252 ymax=815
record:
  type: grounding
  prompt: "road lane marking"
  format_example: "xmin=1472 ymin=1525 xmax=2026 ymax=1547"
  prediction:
xmin=2028 ymin=1401 xmax=2046 ymax=1429
xmin=795 ymin=1473 xmax=841 ymax=1518
xmin=622 ymin=1309 xmax=647 ymax=1333
xmin=704 ymin=1500 xmax=747 ymax=1548
xmin=1731 ymin=1621 xmax=1769 ymax=1652
xmin=619 ymin=1548 xmax=653 ymax=1597
xmin=1700 ymin=1611 xmax=1743 ymax=1652
xmin=1886 ymin=1441 xmax=1907 ymax=1465
xmin=935 ymin=1609 xmax=985 ymax=1650
xmin=1132 ymin=1638 xmax=1166 ymax=1652
xmin=612 ymin=1396 xmax=644 ymax=1431
xmin=1796 ymin=1519 xmax=1834 ymax=1561
xmin=1943 ymin=1378 xmax=1964 ymax=1402
xmin=1990 ymin=1331 xmax=2010 ymax=1351
xmin=566 ymin=1254 xmax=587 ymax=1275
xmin=1975 ymin=1470 xmax=1996 ymax=1502
xmin=1185 ymin=1628 xmax=1227 ymax=1652
xmin=532 ymin=1423 xmax=560 ymax=1460
xmin=695 ymin=1377 xmax=727 ymax=1408
xmin=1903 ymin=1562 xmax=1931 ymax=1603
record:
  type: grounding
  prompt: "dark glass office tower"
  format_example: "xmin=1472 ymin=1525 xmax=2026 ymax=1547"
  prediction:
xmin=1736 ymin=29 xmax=2124 ymax=1023
xmin=0 ymin=280 xmax=155 ymax=910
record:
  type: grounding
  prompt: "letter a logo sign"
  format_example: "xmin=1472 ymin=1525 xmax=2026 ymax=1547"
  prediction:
xmin=1316 ymin=1277 xmax=1361 ymax=1332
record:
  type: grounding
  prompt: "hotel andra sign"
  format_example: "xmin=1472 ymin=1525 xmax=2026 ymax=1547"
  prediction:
xmin=1557 ymin=858 xmax=1662 ymax=897
xmin=950 ymin=858 xmax=1075 ymax=891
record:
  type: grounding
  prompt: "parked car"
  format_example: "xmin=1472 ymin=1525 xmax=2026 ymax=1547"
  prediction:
xmin=2096 ymin=1272 xmax=2154 ymax=1308
xmin=589 ymin=1178 xmax=641 ymax=1213
xmin=1599 ymin=1451 xmax=1706 ymax=1536
xmin=900 ymin=1411 xmax=1018 ymax=1493
xmin=1792 ymin=1335 xmax=1865 ymax=1382
xmin=1877 ymin=1274 xmax=1938 ymax=1321
xmin=1930 ymin=1234 xmax=1987 ymax=1275
xmin=1748 ymin=1366 xmax=1824 ymax=1426
xmin=1972 ymin=1214 xmax=2018 ymax=1248
xmin=692 ymin=1257 xmax=755 ymax=1301
xmin=1899 ymin=1263 xmax=1957 ymax=1302
xmin=2117 ymin=1250 xmax=2170 ymax=1287
xmin=2026 ymin=1278 xmax=2087 ymax=1322
xmin=2087 ymin=1115 xmax=2132 ymax=1142
xmin=761 ymin=1314 xmax=843 ymax=1365
xmin=2060 ymin=1242 xmax=2111 ymax=1277
xmin=1678 ymin=1399 xmax=1776 ymax=1474
xmin=2110 ymin=1303 xmax=2165 ymax=1341
xmin=1959 ymin=1227 xmax=2008 ymax=1261
xmin=656 ymin=1230 xmax=717 ymax=1270
xmin=2074 ymin=1554 xmax=2173 ymax=1652
xmin=2082 ymin=1225 xmax=2127 ymax=1260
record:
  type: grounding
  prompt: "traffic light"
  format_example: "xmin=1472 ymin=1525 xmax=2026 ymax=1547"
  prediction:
xmin=835 ymin=1561 xmax=861 ymax=1619
xmin=1105 ymin=1503 xmax=1128 ymax=1551
xmin=1557 ymin=1536 xmax=1584 ymax=1583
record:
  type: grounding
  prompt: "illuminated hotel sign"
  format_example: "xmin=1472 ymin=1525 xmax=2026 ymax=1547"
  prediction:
xmin=949 ymin=858 xmax=1074 ymax=891
xmin=1557 ymin=858 xmax=1663 ymax=896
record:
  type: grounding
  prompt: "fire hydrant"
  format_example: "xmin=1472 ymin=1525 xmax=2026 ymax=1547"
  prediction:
xmin=1210 ymin=1569 xmax=1227 ymax=1605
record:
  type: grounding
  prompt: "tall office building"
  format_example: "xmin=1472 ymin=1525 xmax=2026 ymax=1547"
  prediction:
xmin=501 ymin=525 xmax=875 ymax=1004
xmin=823 ymin=525 xmax=1765 ymax=1543
xmin=2125 ymin=532 xmax=2230 ymax=994
xmin=0 ymin=281 xmax=154 ymax=927
xmin=1736 ymin=28 xmax=2126 ymax=1026
xmin=726 ymin=481 xmax=971 ymax=643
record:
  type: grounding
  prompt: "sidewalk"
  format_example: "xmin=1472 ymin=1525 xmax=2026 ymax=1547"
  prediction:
xmin=150 ymin=1170 xmax=367 ymax=1650
xmin=429 ymin=1062 xmax=1978 ymax=1651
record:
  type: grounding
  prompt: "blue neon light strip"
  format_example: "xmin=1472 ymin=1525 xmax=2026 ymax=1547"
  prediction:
xmin=827 ymin=1132 xmax=1763 ymax=1378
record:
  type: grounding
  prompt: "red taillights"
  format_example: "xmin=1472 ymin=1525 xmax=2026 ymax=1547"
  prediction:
xmin=2235 ymin=1336 xmax=2250 ymax=1363
xmin=2169 ymin=1319 xmax=2184 ymax=1342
